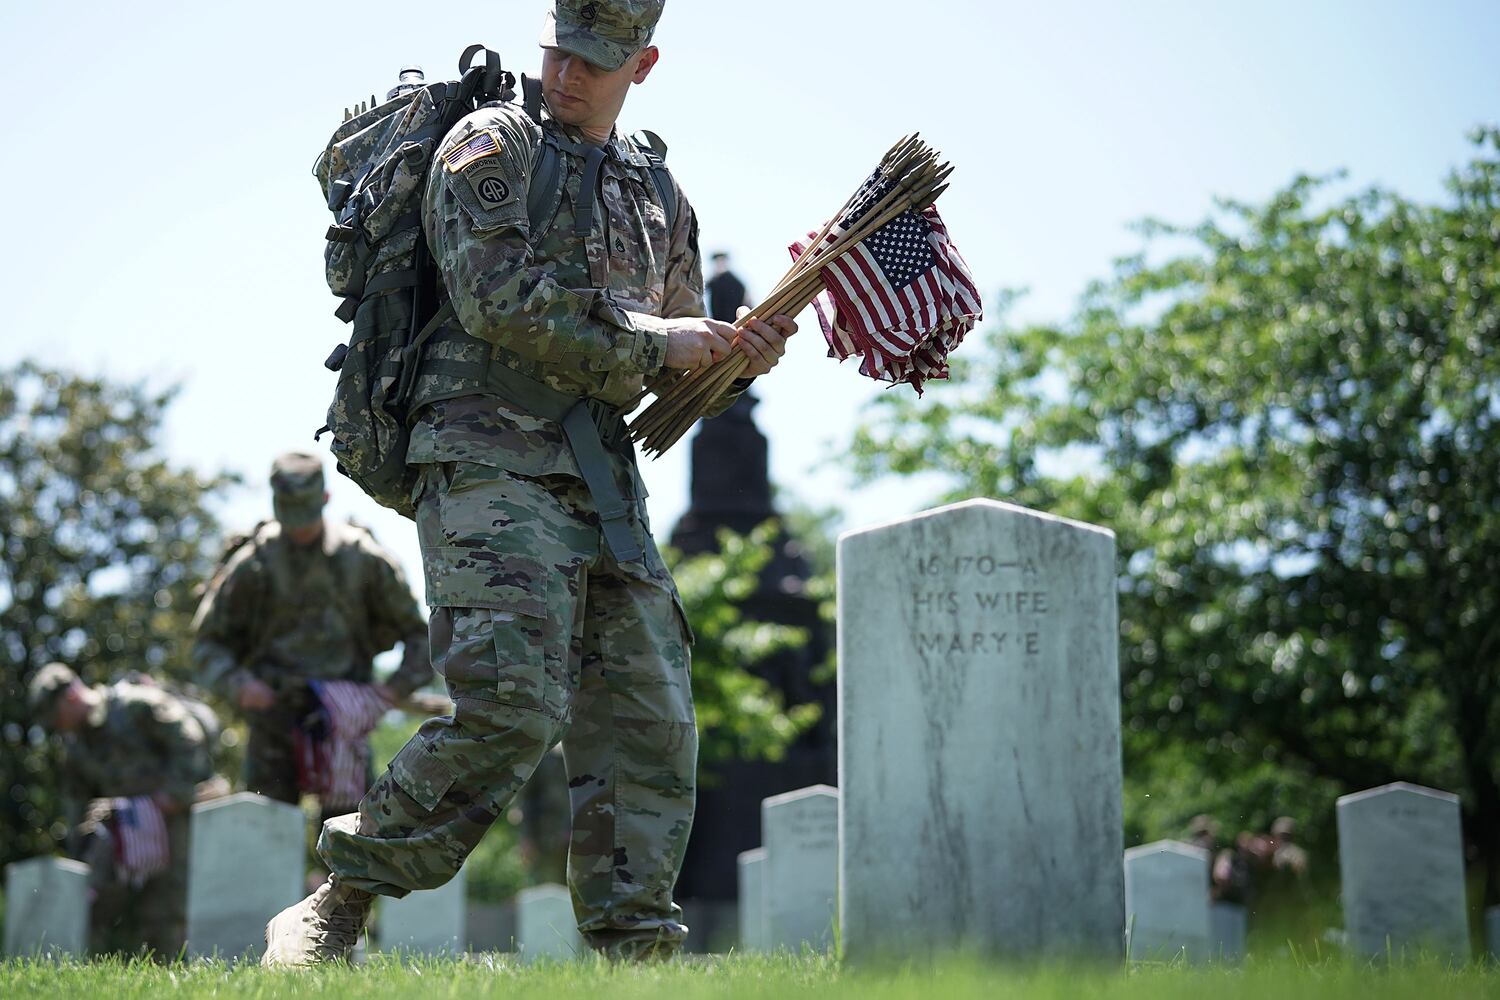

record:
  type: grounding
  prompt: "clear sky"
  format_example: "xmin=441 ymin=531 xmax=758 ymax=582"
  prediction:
xmin=2 ymin=0 xmax=1496 ymax=592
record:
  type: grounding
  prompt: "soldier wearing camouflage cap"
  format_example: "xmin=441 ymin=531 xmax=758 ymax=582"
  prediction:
xmin=30 ymin=662 xmax=219 ymax=957
xmin=265 ymin=0 xmax=797 ymax=966
xmin=191 ymin=451 xmax=431 ymax=827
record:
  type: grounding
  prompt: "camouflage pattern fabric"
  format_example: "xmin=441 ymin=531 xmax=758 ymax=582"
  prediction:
xmin=320 ymin=465 xmax=696 ymax=958
xmin=58 ymin=680 xmax=216 ymax=957
xmin=190 ymin=518 xmax=429 ymax=807
xmin=541 ymin=0 xmax=666 ymax=72
xmin=406 ymin=102 xmax=745 ymax=487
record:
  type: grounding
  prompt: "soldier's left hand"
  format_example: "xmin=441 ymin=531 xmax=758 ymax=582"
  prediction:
xmin=733 ymin=307 xmax=797 ymax=377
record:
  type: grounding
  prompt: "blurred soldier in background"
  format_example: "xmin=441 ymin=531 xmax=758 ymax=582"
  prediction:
xmin=705 ymin=251 xmax=747 ymax=323
xmin=29 ymin=662 xmax=222 ymax=958
xmin=190 ymin=451 xmax=431 ymax=824
xmin=1267 ymin=815 xmax=1310 ymax=879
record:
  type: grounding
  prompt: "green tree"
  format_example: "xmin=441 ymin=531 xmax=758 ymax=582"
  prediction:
xmin=850 ymin=129 xmax=1500 ymax=904
xmin=0 ymin=362 xmax=232 ymax=868
xmin=667 ymin=521 xmax=824 ymax=772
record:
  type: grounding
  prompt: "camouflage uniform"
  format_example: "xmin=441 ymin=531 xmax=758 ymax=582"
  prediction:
xmin=191 ymin=453 xmax=431 ymax=817
xmin=36 ymin=668 xmax=217 ymax=958
xmin=317 ymin=0 xmax=744 ymax=957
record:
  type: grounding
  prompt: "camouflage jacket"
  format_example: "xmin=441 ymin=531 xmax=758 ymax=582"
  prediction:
xmin=406 ymin=102 xmax=746 ymax=484
xmin=190 ymin=519 xmax=430 ymax=701
xmin=59 ymin=680 xmax=215 ymax=816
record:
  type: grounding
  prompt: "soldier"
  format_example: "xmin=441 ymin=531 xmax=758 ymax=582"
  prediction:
xmin=29 ymin=662 xmax=218 ymax=958
xmin=191 ymin=451 xmax=431 ymax=824
xmin=705 ymin=251 xmax=748 ymax=322
xmin=264 ymin=0 xmax=796 ymax=965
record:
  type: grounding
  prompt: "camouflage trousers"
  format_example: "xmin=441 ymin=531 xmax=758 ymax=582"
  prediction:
xmin=77 ymin=804 xmax=190 ymax=959
xmin=320 ymin=461 xmax=696 ymax=957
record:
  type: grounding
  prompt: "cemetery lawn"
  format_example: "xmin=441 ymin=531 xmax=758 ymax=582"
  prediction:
xmin=2 ymin=954 xmax=1496 ymax=999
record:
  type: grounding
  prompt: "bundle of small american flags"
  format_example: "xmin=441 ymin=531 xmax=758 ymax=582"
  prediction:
xmin=790 ymin=169 xmax=981 ymax=392
xmin=630 ymin=135 xmax=981 ymax=455
xmin=294 ymin=680 xmax=390 ymax=809
xmin=110 ymin=795 xmax=170 ymax=884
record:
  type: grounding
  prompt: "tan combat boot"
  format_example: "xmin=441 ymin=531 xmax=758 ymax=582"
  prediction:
xmin=261 ymin=875 xmax=373 ymax=967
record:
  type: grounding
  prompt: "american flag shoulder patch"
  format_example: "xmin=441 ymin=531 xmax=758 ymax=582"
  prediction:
xmin=441 ymin=128 xmax=502 ymax=173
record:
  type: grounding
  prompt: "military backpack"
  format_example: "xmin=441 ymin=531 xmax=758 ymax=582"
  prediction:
xmin=313 ymin=45 xmax=677 ymax=519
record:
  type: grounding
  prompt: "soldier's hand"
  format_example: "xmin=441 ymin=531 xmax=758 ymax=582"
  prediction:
xmin=663 ymin=319 xmax=736 ymax=371
xmin=371 ymin=683 xmax=397 ymax=706
xmin=733 ymin=308 xmax=797 ymax=377
xmin=238 ymin=678 xmax=276 ymax=711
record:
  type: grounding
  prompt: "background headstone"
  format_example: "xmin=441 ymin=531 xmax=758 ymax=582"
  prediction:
xmin=378 ymin=867 xmax=466 ymax=954
xmin=762 ymin=785 xmax=838 ymax=951
xmin=838 ymin=499 xmax=1124 ymax=961
xmin=1123 ymin=841 xmax=1211 ymax=962
xmin=1210 ymin=901 xmax=1248 ymax=963
xmin=1486 ymin=905 xmax=1498 ymax=962
xmin=1336 ymin=782 xmax=1470 ymax=963
xmin=466 ymin=899 xmax=516 ymax=952
xmin=3 ymin=857 xmax=90 ymax=958
xmin=737 ymin=848 xmax=767 ymax=952
xmin=515 ymin=883 xmax=583 ymax=961
xmin=186 ymin=792 xmax=305 ymax=959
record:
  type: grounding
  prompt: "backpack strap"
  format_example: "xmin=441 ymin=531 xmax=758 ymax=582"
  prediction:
xmin=630 ymin=130 xmax=679 ymax=235
xmin=527 ymin=137 xmax=567 ymax=240
xmin=520 ymin=74 xmax=544 ymax=124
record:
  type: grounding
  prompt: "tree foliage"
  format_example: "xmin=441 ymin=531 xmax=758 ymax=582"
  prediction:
xmin=666 ymin=522 xmax=824 ymax=772
xmin=0 ymin=363 xmax=232 ymax=868
xmin=850 ymin=129 xmax=1500 ymax=899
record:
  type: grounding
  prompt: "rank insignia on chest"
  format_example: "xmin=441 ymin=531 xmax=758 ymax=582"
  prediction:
xmin=441 ymin=128 xmax=502 ymax=173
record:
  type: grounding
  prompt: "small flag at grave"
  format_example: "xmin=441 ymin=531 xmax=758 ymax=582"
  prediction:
xmin=294 ymin=680 xmax=391 ymax=809
xmin=111 ymin=795 xmax=170 ymax=884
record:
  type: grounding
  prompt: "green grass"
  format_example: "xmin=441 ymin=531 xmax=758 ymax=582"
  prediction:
xmin=2 ymin=953 xmax=1496 ymax=1000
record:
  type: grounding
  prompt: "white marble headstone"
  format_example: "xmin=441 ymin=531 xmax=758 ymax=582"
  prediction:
xmin=838 ymin=499 xmax=1125 ymax=961
xmin=1210 ymin=901 xmax=1247 ymax=963
xmin=762 ymin=785 xmax=838 ymax=951
xmin=3 ymin=857 xmax=90 ymax=958
xmin=515 ymin=883 xmax=583 ymax=961
xmin=186 ymin=793 xmax=306 ymax=959
xmin=737 ymin=848 xmax=767 ymax=952
xmin=1123 ymin=841 xmax=1211 ymax=962
xmin=378 ymin=868 xmax=467 ymax=954
xmin=1336 ymin=782 xmax=1469 ymax=963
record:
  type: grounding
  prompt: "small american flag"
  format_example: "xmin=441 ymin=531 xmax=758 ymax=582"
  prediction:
xmin=111 ymin=796 xmax=170 ymax=884
xmin=790 ymin=169 xmax=982 ymax=392
xmin=295 ymin=681 xmax=390 ymax=809
xmin=440 ymin=128 xmax=501 ymax=173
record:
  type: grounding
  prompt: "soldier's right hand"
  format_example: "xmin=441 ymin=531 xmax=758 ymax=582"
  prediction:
xmin=663 ymin=319 xmax=737 ymax=371
xmin=237 ymin=678 xmax=276 ymax=711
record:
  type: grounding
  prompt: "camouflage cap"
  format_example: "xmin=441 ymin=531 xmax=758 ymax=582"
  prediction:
xmin=269 ymin=451 xmax=326 ymax=529
xmin=28 ymin=662 xmax=79 ymax=722
xmin=540 ymin=0 xmax=665 ymax=72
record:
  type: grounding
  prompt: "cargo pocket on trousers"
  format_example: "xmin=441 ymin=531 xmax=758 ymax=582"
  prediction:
xmin=423 ymin=546 xmax=549 ymax=615
xmin=388 ymin=739 xmax=457 ymax=813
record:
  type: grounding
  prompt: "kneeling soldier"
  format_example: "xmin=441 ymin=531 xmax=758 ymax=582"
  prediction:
xmin=30 ymin=663 xmax=219 ymax=959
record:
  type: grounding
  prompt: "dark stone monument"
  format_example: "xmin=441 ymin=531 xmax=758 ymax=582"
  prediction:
xmin=669 ymin=390 xmax=836 ymax=951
